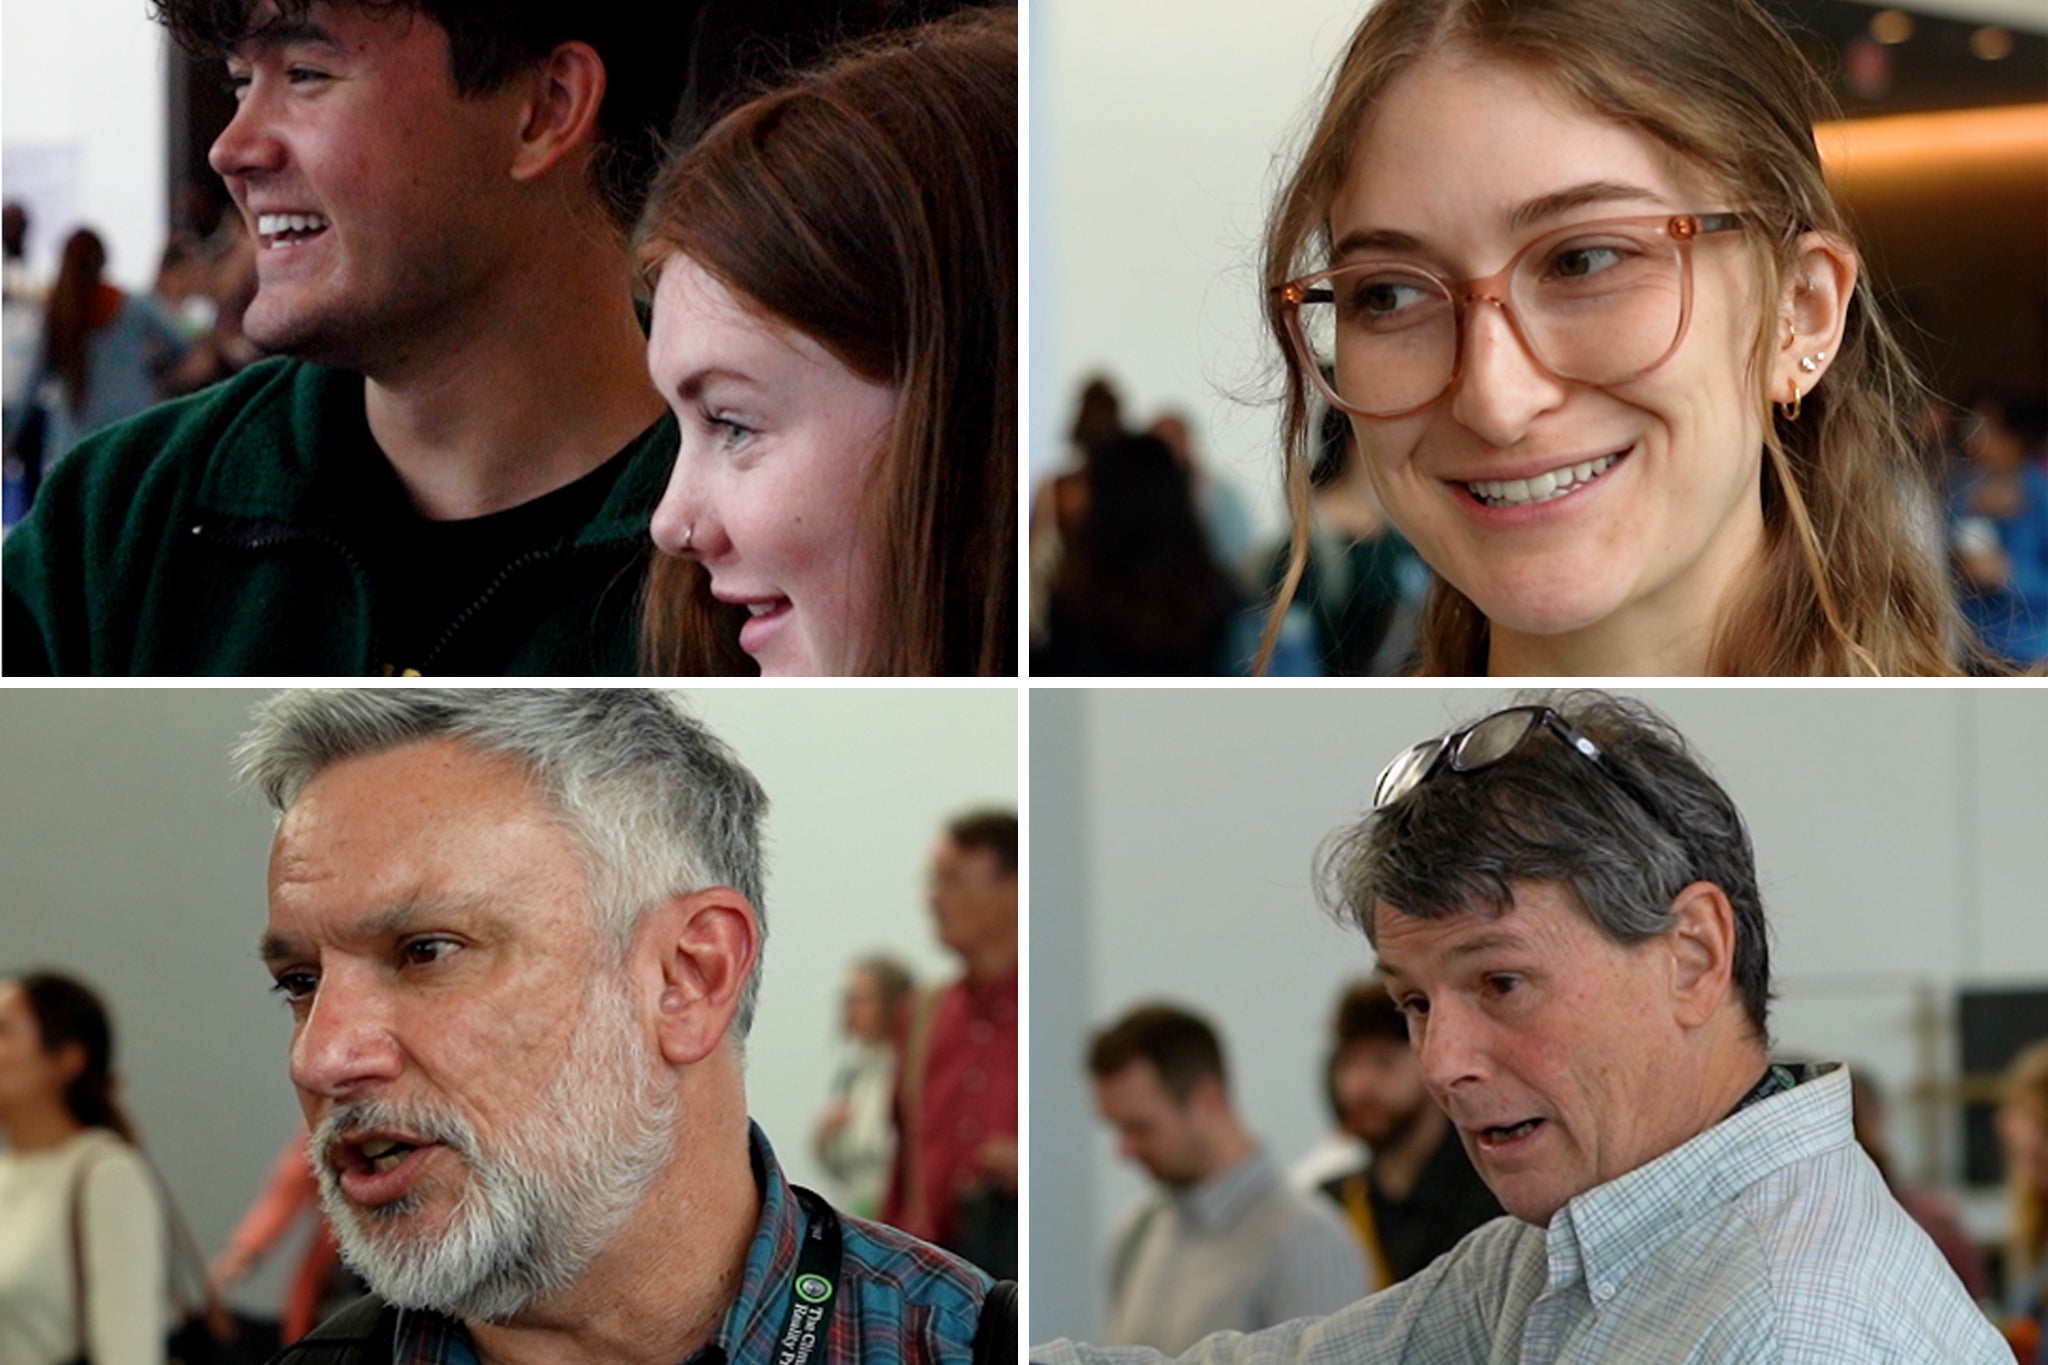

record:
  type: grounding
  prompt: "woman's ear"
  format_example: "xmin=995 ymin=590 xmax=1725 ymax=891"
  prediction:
xmin=50 ymin=1040 xmax=88 ymax=1088
xmin=1770 ymin=231 xmax=1857 ymax=411
xmin=635 ymin=888 xmax=760 ymax=1067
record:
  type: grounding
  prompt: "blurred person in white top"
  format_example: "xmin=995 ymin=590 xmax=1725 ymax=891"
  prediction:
xmin=0 ymin=971 xmax=168 ymax=1365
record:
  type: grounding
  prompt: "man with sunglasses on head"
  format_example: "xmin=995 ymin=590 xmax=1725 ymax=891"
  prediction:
xmin=1036 ymin=691 xmax=2007 ymax=1365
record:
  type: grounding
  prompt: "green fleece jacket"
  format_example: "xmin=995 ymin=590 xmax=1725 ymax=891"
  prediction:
xmin=2 ymin=358 xmax=676 ymax=676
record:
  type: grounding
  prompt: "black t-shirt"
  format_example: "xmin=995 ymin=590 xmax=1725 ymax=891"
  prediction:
xmin=341 ymin=444 xmax=637 ymax=675
xmin=1319 ymin=1131 xmax=1505 ymax=1285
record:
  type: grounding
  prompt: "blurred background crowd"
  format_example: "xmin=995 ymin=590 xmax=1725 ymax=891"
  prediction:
xmin=1 ymin=188 xmax=259 ymax=523
xmin=1030 ymin=371 xmax=2048 ymax=674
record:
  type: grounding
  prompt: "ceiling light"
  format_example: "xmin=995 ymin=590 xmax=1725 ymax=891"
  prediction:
xmin=1870 ymin=10 xmax=1913 ymax=45
xmin=1971 ymin=26 xmax=2015 ymax=61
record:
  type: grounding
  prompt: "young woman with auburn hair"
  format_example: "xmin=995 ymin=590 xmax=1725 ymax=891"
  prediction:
xmin=1261 ymin=0 xmax=1968 ymax=675
xmin=637 ymin=9 xmax=1016 ymax=676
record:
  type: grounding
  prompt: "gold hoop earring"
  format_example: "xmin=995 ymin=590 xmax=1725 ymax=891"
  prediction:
xmin=1779 ymin=389 xmax=1802 ymax=422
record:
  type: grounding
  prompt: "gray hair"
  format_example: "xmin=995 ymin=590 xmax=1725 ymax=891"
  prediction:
xmin=234 ymin=689 xmax=770 ymax=1038
xmin=1316 ymin=690 xmax=1772 ymax=1042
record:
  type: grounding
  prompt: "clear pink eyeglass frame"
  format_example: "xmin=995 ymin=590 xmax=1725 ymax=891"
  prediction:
xmin=1271 ymin=212 xmax=1750 ymax=419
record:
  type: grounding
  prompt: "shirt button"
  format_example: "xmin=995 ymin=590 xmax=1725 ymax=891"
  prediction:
xmin=1593 ymin=1282 xmax=1615 ymax=1302
xmin=956 ymin=1119 xmax=980 ymax=1139
xmin=963 ymin=1071 xmax=986 ymax=1092
xmin=970 ymin=1021 xmax=994 ymax=1044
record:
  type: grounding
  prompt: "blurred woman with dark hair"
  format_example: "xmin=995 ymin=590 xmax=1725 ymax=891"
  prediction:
xmin=29 ymin=229 xmax=187 ymax=467
xmin=1033 ymin=432 xmax=1239 ymax=675
xmin=638 ymin=10 xmax=1016 ymax=676
xmin=0 ymin=971 xmax=168 ymax=1365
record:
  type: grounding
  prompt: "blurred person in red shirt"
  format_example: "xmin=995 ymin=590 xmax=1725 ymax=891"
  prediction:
xmin=884 ymin=811 xmax=1018 ymax=1277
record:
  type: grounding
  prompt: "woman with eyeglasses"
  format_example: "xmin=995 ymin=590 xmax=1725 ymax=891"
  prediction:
xmin=638 ymin=9 xmax=1016 ymax=676
xmin=1261 ymin=0 xmax=1966 ymax=675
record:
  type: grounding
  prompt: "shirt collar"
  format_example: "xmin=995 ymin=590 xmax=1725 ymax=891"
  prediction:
xmin=1178 ymin=1146 xmax=1278 ymax=1230
xmin=714 ymin=1123 xmax=809 ymax=1362
xmin=390 ymin=1122 xmax=792 ymax=1365
xmin=961 ymin=963 xmax=1020 ymax=1008
xmin=1545 ymin=1062 xmax=1848 ymax=1303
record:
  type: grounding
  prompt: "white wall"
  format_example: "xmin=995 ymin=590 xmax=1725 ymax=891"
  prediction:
xmin=1028 ymin=685 xmax=2048 ymax=1341
xmin=1032 ymin=0 xmax=1371 ymax=549
xmin=0 ymin=686 xmax=1016 ymax=1318
xmin=1 ymin=0 xmax=170 ymax=290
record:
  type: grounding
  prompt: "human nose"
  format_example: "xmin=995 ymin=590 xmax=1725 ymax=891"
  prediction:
xmin=1446 ymin=299 xmax=1568 ymax=447
xmin=1414 ymin=998 xmax=1484 ymax=1097
xmin=289 ymin=967 xmax=404 ymax=1101
xmin=208 ymin=86 xmax=287 ymax=182
xmin=650 ymin=448 xmax=727 ymax=560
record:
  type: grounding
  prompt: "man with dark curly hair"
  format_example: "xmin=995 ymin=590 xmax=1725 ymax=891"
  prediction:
xmin=3 ymin=0 xmax=699 ymax=675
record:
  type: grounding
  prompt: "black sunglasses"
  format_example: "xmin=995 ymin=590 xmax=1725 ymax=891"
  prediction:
xmin=1373 ymin=705 xmax=1677 ymax=841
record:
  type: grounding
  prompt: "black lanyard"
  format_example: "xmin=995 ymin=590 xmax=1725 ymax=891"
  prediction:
xmin=770 ymin=1188 xmax=845 ymax=1365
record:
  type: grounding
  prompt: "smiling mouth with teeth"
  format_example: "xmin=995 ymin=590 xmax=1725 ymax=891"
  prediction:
xmin=1466 ymin=452 xmax=1622 ymax=509
xmin=256 ymin=212 xmax=331 ymax=247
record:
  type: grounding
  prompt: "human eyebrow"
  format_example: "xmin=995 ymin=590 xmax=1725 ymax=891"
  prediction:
xmin=259 ymin=930 xmax=307 ymax=968
xmin=1329 ymin=225 xmax=1430 ymax=262
xmin=257 ymin=899 xmax=500 ymax=968
xmin=228 ymin=18 xmax=343 ymax=60
xmin=1506 ymin=180 xmax=1673 ymax=233
xmin=674 ymin=368 xmax=761 ymax=396
xmin=1375 ymin=928 xmax=1528 ymax=985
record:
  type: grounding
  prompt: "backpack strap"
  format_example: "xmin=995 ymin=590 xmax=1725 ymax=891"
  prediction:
xmin=67 ymin=1154 xmax=99 ymax=1361
xmin=972 ymin=1279 xmax=1017 ymax=1365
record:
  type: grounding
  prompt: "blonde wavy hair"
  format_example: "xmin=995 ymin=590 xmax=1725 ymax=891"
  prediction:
xmin=2006 ymin=1039 xmax=2048 ymax=1287
xmin=1259 ymin=0 xmax=1969 ymax=675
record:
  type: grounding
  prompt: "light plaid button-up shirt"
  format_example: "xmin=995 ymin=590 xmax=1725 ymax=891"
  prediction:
xmin=1037 ymin=1066 xmax=2007 ymax=1364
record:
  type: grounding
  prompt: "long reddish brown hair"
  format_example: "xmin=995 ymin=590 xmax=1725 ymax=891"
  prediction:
xmin=42 ymin=229 xmax=112 ymax=419
xmin=636 ymin=10 xmax=1017 ymax=676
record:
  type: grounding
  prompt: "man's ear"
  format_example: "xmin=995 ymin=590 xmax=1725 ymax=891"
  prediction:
xmin=1769 ymin=231 xmax=1857 ymax=413
xmin=1664 ymin=880 xmax=1738 ymax=1030
xmin=635 ymin=887 xmax=759 ymax=1066
xmin=508 ymin=40 xmax=608 ymax=185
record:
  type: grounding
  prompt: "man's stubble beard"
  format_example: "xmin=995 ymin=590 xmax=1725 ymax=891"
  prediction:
xmin=311 ymin=976 xmax=679 ymax=1322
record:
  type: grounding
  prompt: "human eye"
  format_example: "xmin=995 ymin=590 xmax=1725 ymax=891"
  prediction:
xmin=1393 ymin=992 xmax=1430 ymax=1020
xmin=268 ymin=966 xmax=318 ymax=1009
xmin=699 ymin=408 xmax=756 ymax=452
xmin=1546 ymin=243 xmax=1628 ymax=279
xmin=286 ymin=65 xmax=333 ymax=86
xmin=223 ymin=65 xmax=253 ymax=99
xmin=1536 ymin=228 xmax=1660 ymax=287
xmin=1482 ymin=973 xmax=1521 ymax=998
xmin=398 ymin=936 xmax=462 ymax=970
xmin=1337 ymin=270 xmax=1441 ymax=330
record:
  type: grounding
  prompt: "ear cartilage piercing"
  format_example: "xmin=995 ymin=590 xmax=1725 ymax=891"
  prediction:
xmin=1797 ymin=350 xmax=1829 ymax=373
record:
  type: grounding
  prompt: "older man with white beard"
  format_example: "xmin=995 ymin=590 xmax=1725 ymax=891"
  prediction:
xmin=235 ymin=689 xmax=1012 ymax=1365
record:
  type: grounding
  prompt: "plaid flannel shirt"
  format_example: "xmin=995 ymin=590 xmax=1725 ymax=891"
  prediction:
xmin=394 ymin=1123 xmax=992 ymax=1365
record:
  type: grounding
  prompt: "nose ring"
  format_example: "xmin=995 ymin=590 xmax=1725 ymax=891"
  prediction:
xmin=679 ymin=525 xmax=694 ymax=552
